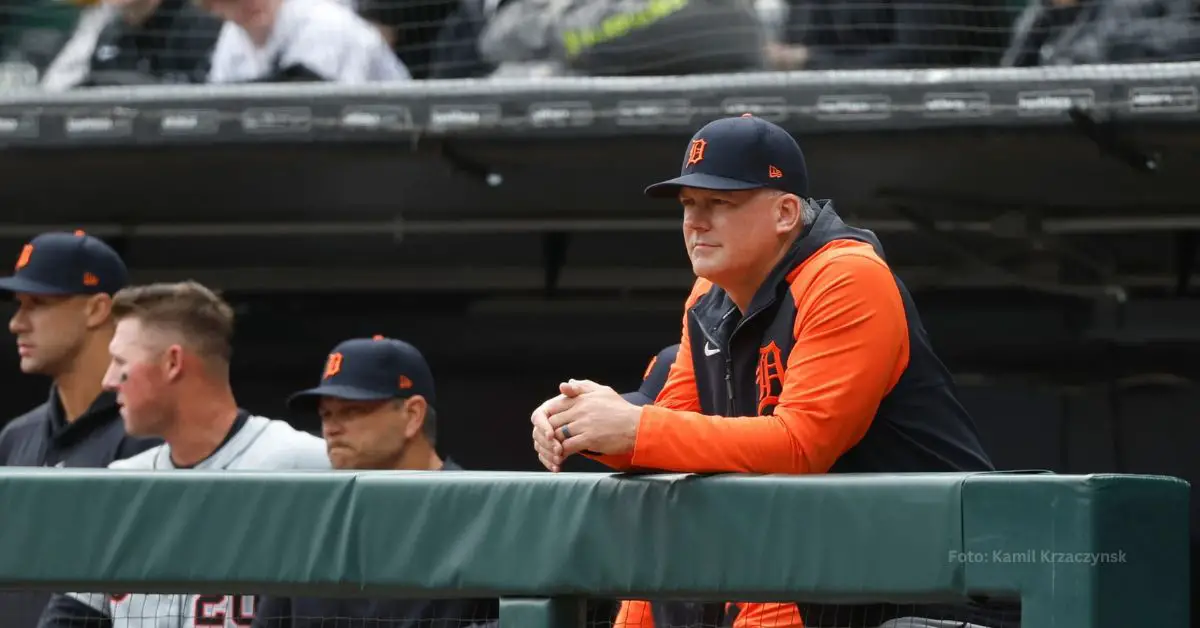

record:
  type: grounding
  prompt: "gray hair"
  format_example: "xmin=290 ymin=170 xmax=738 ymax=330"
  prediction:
xmin=422 ymin=406 xmax=438 ymax=446
xmin=391 ymin=399 xmax=438 ymax=446
xmin=800 ymin=198 xmax=818 ymax=227
xmin=763 ymin=189 xmax=818 ymax=228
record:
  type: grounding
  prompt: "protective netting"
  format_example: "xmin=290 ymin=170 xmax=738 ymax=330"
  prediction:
xmin=0 ymin=0 xmax=1198 ymax=88
xmin=0 ymin=591 xmax=1022 ymax=628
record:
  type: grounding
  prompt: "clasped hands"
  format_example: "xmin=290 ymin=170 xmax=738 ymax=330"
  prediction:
xmin=530 ymin=378 xmax=641 ymax=472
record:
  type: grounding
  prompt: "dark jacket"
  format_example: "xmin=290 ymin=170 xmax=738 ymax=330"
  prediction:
xmin=783 ymin=0 xmax=1010 ymax=68
xmin=0 ymin=386 xmax=160 ymax=628
xmin=647 ymin=202 xmax=999 ymax=628
xmin=82 ymin=0 xmax=222 ymax=86
xmin=1001 ymin=0 xmax=1200 ymax=66
xmin=0 ymin=386 xmax=159 ymax=469
xmin=251 ymin=459 xmax=500 ymax=628
xmin=674 ymin=201 xmax=993 ymax=475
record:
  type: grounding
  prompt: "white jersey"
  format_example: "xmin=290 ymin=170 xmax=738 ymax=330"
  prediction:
xmin=206 ymin=0 xmax=411 ymax=84
xmin=64 ymin=415 xmax=330 ymax=628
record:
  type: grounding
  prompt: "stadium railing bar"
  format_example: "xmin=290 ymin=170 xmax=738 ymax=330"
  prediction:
xmin=2 ymin=61 xmax=1200 ymax=148
xmin=0 ymin=469 xmax=1189 ymax=628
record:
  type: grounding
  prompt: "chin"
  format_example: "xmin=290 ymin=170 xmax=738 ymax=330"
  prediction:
xmin=18 ymin=358 xmax=48 ymax=375
xmin=123 ymin=418 xmax=148 ymax=438
xmin=690 ymin=260 xmax=727 ymax=282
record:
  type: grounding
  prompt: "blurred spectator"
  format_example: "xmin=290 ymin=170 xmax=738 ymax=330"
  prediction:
xmin=423 ymin=0 xmax=506 ymax=77
xmin=38 ymin=2 xmax=112 ymax=89
xmin=478 ymin=0 xmax=765 ymax=77
xmin=40 ymin=0 xmax=221 ymax=88
xmin=357 ymin=0 xmax=460 ymax=78
xmin=766 ymin=0 xmax=1012 ymax=70
xmin=1002 ymin=0 xmax=1200 ymax=66
xmin=0 ymin=0 xmax=86 ymax=75
xmin=201 ymin=0 xmax=412 ymax=83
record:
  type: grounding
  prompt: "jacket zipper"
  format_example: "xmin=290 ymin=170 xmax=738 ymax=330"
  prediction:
xmin=696 ymin=294 xmax=780 ymax=417
xmin=724 ymin=358 xmax=735 ymax=416
xmin=694 ymin=303 xmax=773 ymax=417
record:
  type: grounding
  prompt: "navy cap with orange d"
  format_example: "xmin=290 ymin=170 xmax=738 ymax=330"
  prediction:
xmin=0 ymin=230 xmax=128 ymax=296
xmin=287 ymin=336 xmax=436 ymax=413
xmin=643 ymin=114 xmax=809 ymax=199
xmin=621 ymin=344 xmax=680 ymax=407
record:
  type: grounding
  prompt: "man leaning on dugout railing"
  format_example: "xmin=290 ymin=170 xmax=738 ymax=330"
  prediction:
xmin=530 ymin=114 xmax=1007 ymax=628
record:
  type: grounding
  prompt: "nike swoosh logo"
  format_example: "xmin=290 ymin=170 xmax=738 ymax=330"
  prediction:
xmin=704 ymin=342 xmax=720 ymax=356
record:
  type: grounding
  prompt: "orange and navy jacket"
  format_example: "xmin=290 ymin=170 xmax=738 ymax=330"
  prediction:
xmin=591 ymin=201 xmax=995 ymax=628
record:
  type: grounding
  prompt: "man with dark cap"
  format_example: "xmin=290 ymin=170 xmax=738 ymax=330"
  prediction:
xmin=529 ymin=114 xmax=998 ymax=628
xmin=0 ymin=230 xmax=159 ymax=627
xmin=252 ymin=335 xmax=497 ymax=628
xmin=620 ymin=344 xmax=680 ymax=407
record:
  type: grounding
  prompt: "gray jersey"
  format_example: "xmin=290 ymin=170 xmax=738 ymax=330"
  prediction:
xmin=65 ymin=415 xmax=330 ymax=628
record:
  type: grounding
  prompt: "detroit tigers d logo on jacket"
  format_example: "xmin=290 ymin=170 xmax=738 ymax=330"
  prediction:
xmin=755 ymin=341 xmax=784 ymax=415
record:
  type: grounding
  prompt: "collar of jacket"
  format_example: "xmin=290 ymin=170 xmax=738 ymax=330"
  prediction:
xmin=44 ymin=386 xmax=121 ymax=446
xmin=735 ymin=199 xmax=887 ymax=318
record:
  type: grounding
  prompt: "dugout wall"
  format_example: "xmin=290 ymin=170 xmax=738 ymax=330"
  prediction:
xmin=0 ymin=470 xmax=1188 ymax=628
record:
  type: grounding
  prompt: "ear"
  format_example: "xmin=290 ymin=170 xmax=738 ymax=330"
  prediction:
xmin=774 ymin=194 xmax=803 ymax=235
xmin=84 ymin=294 xmax=113 ymax=329
xmin=163 ymin=344 xmax=185 ymax=382
xmin=402 ymin=395 xmax=427 ymax=440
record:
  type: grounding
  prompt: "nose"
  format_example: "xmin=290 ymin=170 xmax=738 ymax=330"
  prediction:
xmin=682 ymin=205 xmax=709 ymax=233
xmin=321 ymin=419 xmax=343 ymax=439
xmin=9 ymin=307 xmax=27 ymax=335
xmin=101 ymin=362 xmax=120 ymax=392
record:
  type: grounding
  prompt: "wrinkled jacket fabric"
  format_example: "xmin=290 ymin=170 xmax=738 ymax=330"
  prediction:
xmin=1002 ymin=0 xmax=1200 ymax=66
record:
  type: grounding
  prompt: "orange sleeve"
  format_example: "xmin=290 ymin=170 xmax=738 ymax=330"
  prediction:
xmin=732 ymin=603 xmax=803 ymax=628
xmin=629 ymin=250 xmax=910 ymax=474
xmin=583 ymin=279 xmax=710 ymax=470
xmin=614 ymin=600 xmax=655 ymax=628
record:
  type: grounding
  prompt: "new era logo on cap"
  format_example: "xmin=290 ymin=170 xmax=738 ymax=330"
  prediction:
xmin=644 ymin=114 xmax=810 ymax=199
xmin=0 ymin=230 xmax=128 ymax=296
xmin=15 ymin=244 xmax=33 ymax=271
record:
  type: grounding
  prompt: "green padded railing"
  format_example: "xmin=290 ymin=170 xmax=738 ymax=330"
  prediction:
xmin=0 ymin=469 xmax=1188 ymax=628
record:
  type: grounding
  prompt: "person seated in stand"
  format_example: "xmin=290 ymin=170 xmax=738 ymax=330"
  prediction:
xmin=40 ymin=0 xmax=221 ymax=89
xmin=201 ymin=0 xmax=411 ymax=83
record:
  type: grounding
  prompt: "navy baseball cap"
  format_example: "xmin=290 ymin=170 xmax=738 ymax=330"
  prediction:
xmin=621 ymin=344 xmax=680 ymax=406
xmin=287 ymin=336 xmax=436 ymax=412
xmin=0 ymin=231 xmax=128 ymax=296
xmin=644 ymin=114 xmax=809 ymax=199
